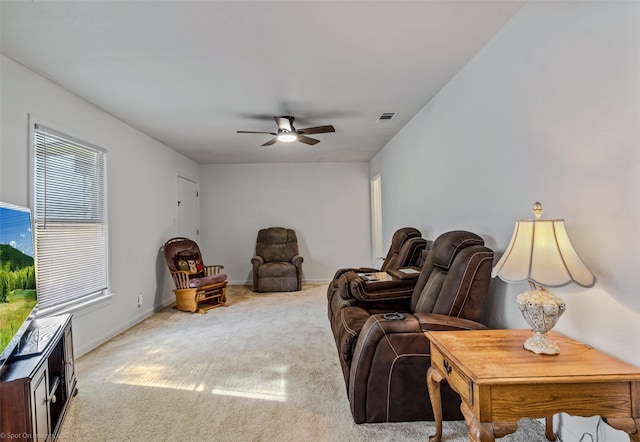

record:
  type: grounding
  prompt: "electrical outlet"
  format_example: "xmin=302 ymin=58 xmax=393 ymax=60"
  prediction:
xmin=137 ymin=294 xmax=144 ymax=307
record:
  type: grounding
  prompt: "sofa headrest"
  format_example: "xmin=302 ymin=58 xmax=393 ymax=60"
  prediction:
xmin=256 ymin=227 xmax=299 ymax=262
xmin=257 ymin=227 xmax=297 ymax=245
xmin=390 ymin=227 xmax=421 ymax=253
xmin=431 ymin=231 xmax=484 ymax=270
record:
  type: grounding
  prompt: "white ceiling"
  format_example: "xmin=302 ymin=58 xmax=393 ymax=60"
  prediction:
xmin=1 ymin=1 xmax=523 ymax=164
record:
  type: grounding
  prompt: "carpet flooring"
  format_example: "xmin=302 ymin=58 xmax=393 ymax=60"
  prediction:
xmin=58 ymin=284 xmax=548 ymax=441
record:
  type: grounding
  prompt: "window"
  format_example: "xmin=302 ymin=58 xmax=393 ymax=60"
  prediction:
xmin=33 ymin=125 xmax=108 ymax=311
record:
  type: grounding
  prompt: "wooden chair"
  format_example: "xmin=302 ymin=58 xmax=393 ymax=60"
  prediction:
xmin=163 ymin=237 xmax=228 ymax=313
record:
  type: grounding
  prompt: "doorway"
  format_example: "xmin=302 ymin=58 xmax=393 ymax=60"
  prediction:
xmin=370 ymin=173 xmax=383 ymax=267
xmin=177 ymin=175 xmax=199 ymax=239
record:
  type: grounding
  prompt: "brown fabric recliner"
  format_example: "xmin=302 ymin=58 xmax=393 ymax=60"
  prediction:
xmin=328 ymin=230 xmax=494 ymax=423
xmin=327 ymin=227 xmax=428 ymax=324
xmin=252 ymin=227 xmax=303 ymax=292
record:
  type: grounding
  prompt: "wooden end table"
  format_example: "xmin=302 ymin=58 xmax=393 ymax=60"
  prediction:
xmin=425 ymin=329 xmax=640 ymax=442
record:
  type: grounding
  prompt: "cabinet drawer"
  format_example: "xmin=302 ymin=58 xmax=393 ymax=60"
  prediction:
xmin=431 ymin=348 xmax=473 ymax=405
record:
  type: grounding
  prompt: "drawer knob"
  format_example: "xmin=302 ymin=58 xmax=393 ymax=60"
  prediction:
xmin=443 ymin=360 xmax=453 ymax=375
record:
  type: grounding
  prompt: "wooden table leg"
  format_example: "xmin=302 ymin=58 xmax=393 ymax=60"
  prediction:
xmin=461 ymin=401 xmax=496 ymax=442
xmin=604 ymin=417 xmax=640 ymax=442
xmin=460 ymin=402 xmax=519 ymax=442
xmin=545 ymin=416 xmax=557 ymax=441
xmin=427 ymin=367 xmax=444 ymax=442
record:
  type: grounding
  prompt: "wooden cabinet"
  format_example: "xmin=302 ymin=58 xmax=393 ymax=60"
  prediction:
xmin=0 ymin=314 xmax=77 ymax=442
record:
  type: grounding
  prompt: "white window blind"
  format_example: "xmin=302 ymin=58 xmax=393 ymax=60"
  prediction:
xmin=34 ymin=125 xmax=108 ymax=310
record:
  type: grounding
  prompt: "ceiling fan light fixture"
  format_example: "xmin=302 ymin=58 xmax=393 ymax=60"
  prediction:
xmin=238 ymin=116 xmax=334 ymax=146
xmin=277 ymin=132 xmax=298 ymax=143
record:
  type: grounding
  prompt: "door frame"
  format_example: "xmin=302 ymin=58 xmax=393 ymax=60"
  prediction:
xmin=370 ymin=172 xmax=383 ymax=266
xmin=176 ymin=173 xmax=200 ymax=239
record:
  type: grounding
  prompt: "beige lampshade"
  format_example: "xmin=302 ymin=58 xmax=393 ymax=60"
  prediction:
xmin=492 ymin=218 xmax=596 ymax=288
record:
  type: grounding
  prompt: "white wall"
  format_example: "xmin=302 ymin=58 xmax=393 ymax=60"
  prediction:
xmin=1 ymin=55 xmax=200 ymax=356
xmin=371 ymin=2 xmax=639 ymax=441
xmin=199 ymin=162 xmax=371 ymax=284
xmin=1 ymin=53 xmax=372 ymax=356
xmin=3 ymin=2 xmax=638 ymax=437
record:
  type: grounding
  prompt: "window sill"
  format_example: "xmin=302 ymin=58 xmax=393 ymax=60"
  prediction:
xmin=36 ymin=292 xmax=113 ymax=318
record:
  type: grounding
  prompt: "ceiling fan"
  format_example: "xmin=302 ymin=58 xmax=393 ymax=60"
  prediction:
xmin=237 ymin=116 xmax=335 ymax=147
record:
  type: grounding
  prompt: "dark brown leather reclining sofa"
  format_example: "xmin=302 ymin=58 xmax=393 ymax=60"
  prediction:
xmin=327 ymin=227 xmax=428 ymax=325
xmin=328 ymin=230 xmax=494 ymax=423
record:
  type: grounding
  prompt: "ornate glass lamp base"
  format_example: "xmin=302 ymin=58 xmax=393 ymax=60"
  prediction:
xmin=524 ymin=331 xmax=560 ymax=355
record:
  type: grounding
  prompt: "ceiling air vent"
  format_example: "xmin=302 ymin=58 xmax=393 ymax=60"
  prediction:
xmin=377 ymin=112 xmax=397 ymax=122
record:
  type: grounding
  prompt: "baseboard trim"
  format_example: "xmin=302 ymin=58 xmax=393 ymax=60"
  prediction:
xmin=227 ymin=279 xmax=330 ymax=286
xmin=74 ymin=296 xmax=175 ymax=357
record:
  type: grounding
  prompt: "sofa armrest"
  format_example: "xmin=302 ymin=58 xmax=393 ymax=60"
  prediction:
xmin=332 ymin=267 xmax=380 ymax=280
xmin=414 ymin=313 xmax=488 ymax=332
xmin=349 ymin=313 xmax=429 ymax=423
xmin=170 ymin=270 xmax=192 ymax=289
xmin=347 ymin=273 xmax=416 ymax=303
xmin=330 ymin=267 xmax=380 ymax=291
xmin=291 ymin=254 xmax=304 ymax=268
xmin=251 ymin=256 xmax=263 ymax=290
xmin=386 ymin=267 xmax=421 ymax=281
xmin=204 ymin=264 xmax=224 ymax=276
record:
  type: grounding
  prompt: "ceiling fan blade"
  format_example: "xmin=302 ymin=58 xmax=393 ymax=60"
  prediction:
xmin=274 ymin=116 xmax=293 ymax=132
xmin=297 ymin=125 xmax=336 ymax=135
xmin=297 ymin=135 xmax=320 ymax=146
xmin=261 ymin=137 xmax=279 ymax=147
xmin=237 ymin=130 xmax=277 ymax=135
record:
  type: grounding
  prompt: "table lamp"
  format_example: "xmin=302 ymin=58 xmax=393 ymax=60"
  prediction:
xmin=492 ymin=202 xmax=596 ymax=355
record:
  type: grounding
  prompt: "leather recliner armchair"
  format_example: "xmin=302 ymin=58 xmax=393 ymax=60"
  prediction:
xmin=328 ymin=230 xmax=494 ymax=423
xmin=251 ymin=227 xmax=303 ymax=292
xmin=327 ymin=227 xmax=428 ymax=324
